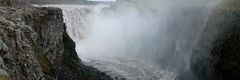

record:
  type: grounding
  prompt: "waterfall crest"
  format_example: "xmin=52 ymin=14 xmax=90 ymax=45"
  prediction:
xmin=62 ymin=7 xmax=89 ymax=41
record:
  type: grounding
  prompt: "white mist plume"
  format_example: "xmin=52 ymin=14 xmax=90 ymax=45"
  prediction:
xmin=38 ymin=1 xmax=222 ymax=79
xmin=76 ymin=0 xmax=221 ymax=62
xmin=71 ymin=0 xmax=223 ymax=79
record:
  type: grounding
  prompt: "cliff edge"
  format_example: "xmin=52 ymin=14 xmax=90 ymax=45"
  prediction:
xmin=0 ymin=4 xmax=112 ymax=80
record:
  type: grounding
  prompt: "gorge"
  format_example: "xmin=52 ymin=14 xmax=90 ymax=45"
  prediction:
xmin=0 ymin=0 xmax=240 ymax=80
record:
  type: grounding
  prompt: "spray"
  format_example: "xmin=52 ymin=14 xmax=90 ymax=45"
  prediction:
xmin=44 ymin=0 xmax=223 ymax=79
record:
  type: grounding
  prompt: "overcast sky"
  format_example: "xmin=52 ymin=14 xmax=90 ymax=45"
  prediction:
xmin=87 ymin=0 xmax=116 ymax=2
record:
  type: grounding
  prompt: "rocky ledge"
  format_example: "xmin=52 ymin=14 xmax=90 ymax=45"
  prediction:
xmin=0 ymin=6 xmax=112 ymax=80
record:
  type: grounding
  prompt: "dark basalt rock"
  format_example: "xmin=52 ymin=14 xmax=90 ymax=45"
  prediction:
xmin=58 ymin=25 xmax=113 ymax=80
xmin=0 ymin=5 xmax=112 ymax=80
xmin=190 ymin=0 xmax=240 ymax=80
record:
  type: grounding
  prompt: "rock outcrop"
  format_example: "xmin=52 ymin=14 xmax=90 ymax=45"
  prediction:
xmin=191 ymin=0 xmax=240 ymax=80
xmin=0 ymin=5 xmax=112 ymax=80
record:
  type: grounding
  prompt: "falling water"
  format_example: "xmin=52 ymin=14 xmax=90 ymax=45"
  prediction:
xmin=39 ymin=0 xmax=222 ymax=80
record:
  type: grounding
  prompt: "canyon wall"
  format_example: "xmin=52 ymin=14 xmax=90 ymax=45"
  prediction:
xmin=0 ymin=3 xmax=112 ymax=80
xmin=190 ymin=0 xmax=240 ymax=80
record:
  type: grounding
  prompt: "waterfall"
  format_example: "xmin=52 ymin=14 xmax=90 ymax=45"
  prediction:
xmin=40 ymin=0 xmax=223 ymax=79
xmin=62 ymin=7 xmax=89 ymax=41
xmin=42 ymin=4 xmax=108 ymax=42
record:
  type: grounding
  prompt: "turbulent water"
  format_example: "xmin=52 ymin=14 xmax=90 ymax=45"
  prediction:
xmin=84 ymin=58 xmax=177 ymax=80
xmin=39 ymin=1 xmax=222 ymax=79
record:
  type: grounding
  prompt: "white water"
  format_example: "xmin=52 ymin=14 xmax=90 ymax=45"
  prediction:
xmin=39 ymin=0 xmax=222 ymax=79
xmin=53 ymin=5 xmax=177 ymax=80
xmin=84 ymin=58 xmax=176 ymax=80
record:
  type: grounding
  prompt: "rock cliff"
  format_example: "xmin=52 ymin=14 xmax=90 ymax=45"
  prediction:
xmin=0 ymin=4 xmax=112 ymax=80
xmin=190 ymin=0 xmax=240 ymax=80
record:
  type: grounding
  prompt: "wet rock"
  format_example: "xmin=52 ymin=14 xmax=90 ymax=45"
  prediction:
xmin=191 ymin=0 xmax=240 ymax=80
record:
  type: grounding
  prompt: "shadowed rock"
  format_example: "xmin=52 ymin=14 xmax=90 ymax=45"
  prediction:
xmin=191 ymin=0 xmax=240 ymax=80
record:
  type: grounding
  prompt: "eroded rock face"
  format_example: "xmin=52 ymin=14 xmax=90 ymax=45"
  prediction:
xmin=0 ymin=6 xmax=112 ymax=80
xmin=0 ymin=7 xmax=46 ymax=80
